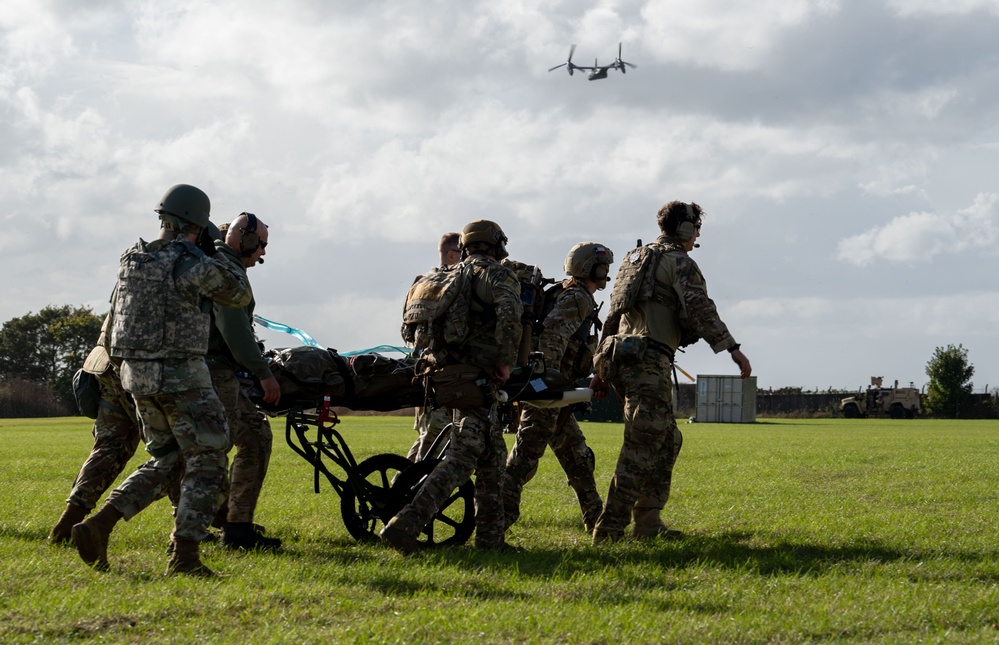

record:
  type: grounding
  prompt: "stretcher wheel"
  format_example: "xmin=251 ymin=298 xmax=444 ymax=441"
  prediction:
xmin=339 ymin=453 xmax=414 ymax=543
xmin=390 ymin=457 xmax=475 ymax=547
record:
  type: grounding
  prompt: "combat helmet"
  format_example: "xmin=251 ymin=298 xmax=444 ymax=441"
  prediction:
xmin=155 ymin=184 xmax=211 ymax=230
xmin=565 ymin=242 xmax=614 ymax=289
xmin=460 ymin=219 xmax=509 ymax=260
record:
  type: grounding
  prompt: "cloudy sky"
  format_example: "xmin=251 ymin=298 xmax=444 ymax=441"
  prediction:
xmin=4 ymin=0 xmax=999 ymax=392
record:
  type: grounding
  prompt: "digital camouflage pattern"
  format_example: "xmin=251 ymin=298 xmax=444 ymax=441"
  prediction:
xmin=211 ymin=369 xmax=272 ymax=524
xmin=103 ymin=234 xmax=250 ymax=543
xmin=111 ymin=239 xmax=250 ymax=363
xmin=106 ymin=387 xmax=231 ymax=541
xmin=66 ymin=366 xmax=141 ymax=511
xmin=595 ymin=233 xmax=735 ymax=540
xmin=504 ymin=279 xmax=602 ymax=532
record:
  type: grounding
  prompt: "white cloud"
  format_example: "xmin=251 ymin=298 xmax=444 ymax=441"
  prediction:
xmin=641 ymin=0 xmax=841 ymax=71
xmin=887 ymin=0 xmax=999 ymax=17
xmin=836 ymin=193 xmax=999 ymax=266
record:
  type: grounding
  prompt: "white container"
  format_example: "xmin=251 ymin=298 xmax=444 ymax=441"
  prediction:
xmin=695 ymin=375 xmax=757 ymax=423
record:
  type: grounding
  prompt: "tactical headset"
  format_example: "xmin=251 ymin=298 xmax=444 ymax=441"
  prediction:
xmin=676 ymin=203 xmax=700 ymax=242
xmin=238 ymin=212 xmax=262 ymax=256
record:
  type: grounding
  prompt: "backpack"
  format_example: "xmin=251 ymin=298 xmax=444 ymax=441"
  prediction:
xmin=607 ymin=243 xmax=664 ymax=318
xmin=400 ymin=265 xmax=472 ymax=361
xmin=533 ymin=281 xmax=603 ymax=380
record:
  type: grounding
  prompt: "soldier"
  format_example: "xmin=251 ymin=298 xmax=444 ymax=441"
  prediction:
xmin=381 ymin=219 xmax=523 ymax=553
xmin=206 ymin=212 xmax=282 ymax=550
xmin=406 ymin=232 xmax=461 ymax=462
xmin=503 ymin=242 xmax=613 ymax=535
xmin=71 ymin=184 xmax=251 ymax=576
xmin=590 ymin=201 xmax=751 ymax=543
xmin=48 ymin=319 xmax=141 ymax=544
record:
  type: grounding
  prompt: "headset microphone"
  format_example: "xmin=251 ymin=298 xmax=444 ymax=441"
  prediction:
xmin=693 ymin=243 xmax=700 ymax=248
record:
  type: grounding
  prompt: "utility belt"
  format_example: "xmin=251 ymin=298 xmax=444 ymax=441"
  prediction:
xmin=593 ymin=334 xmax=675 ymax=382
xmin=422 ymin=363 xmax=492 ymax=410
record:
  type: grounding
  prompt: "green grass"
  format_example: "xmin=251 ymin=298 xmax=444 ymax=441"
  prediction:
xmin=2 ymin=416 xmax=998 ymax=643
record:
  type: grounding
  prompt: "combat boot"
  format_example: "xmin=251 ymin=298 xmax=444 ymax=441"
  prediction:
xmin=592 ymin=528 xmax=625 ymax=545
xmin=379 ymin=517 xmax=420 ymax=555
xmin=49 ymin=503 xmax=87 ymax=545
xmin=71 ymin=503 xmax=122 ymax=571
xmin=166 ymin=539 xmax=218 ymax=578
xmin=577 ymin=491 xmax=603 ymax=535
xmin=220 ymin=522 xmax=282 ymax=551
xmin=632 ymin=509 xmax=683 ymax=541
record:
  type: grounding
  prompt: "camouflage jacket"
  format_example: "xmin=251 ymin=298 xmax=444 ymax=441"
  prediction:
xmin=608 ymin=235 xmax=736 ymax=354
xmin=205 ymin=243 xmax=273 ymax=380
xmin=538 ymin=279 xmax=598 ymax=379
xmin=110 ymin=237 xmax=251 ymax=395
xmin=451 ymin=253 xmax=523 ymax=372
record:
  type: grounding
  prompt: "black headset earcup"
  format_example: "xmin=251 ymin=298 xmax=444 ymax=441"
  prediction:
xmin=240 ymin=212 xmax=259 ymax=256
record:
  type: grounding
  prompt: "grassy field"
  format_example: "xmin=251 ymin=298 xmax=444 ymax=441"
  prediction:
xmin=1 ymin=415 xmax=998 ymax=644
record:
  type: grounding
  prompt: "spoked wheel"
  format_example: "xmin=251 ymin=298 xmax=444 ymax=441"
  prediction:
xmin=340 ymin=453 xmax=414 ymax=543
xmin=391 ymin=457 xmax=475 ymax=548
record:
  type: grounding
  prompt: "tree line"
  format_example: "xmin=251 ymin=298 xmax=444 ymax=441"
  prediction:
xmin=0 ymin=306 xmax=983 ymax=419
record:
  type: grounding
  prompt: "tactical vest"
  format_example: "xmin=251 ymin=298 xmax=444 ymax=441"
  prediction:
xmin=607 ymin=241 xmax=689 ymax=350
xmin=401 ymin=264 xmax=472 ymax=363
xmin=110 ymin=239 xmax=212 ymax=360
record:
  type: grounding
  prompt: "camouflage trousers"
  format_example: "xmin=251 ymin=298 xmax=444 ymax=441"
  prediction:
xmin=105 ymin=387 xmax=231 ymax=542
xmin=503 ymin=405 xmax=601 ymax=531
xmin=67 ymin=377 xmax=141 ymax=511
xmin=211 ymin=369 xmax=273 ymax=524
xmin=593 ymin=344 xmax=684 ymax=538
xmin=392 ymin=405 xmax=507 ymax=547
xmin=406 ymin=406 xmax=453 ymax=462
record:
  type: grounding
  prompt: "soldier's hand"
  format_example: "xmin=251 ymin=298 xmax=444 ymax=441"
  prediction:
xmin=259 ymin=375 xmax=281 ymax=404
xmin=730 ymin=349 xmax=752 ymax=379
xmin=494 ymin=364 xmax=512 ymax=383
xmin=589 ymin=375 xmax=610 ymax=400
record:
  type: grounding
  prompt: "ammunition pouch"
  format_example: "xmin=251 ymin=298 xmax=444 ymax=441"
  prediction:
xmin=593 ymin=334 xmax=647 ymax=382
xmin=427 ymin=363 xmax=490 ymax=410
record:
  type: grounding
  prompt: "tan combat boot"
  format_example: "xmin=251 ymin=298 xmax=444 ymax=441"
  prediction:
xmin=631 ymin=509 xmax=684 ymax=541
xmin=379 ymin=517 xmax=420 ymax=555
xmin=49 ymin=503 xmax=87 ymax=545
xmin=166 ymin=539 xmax=218 ymax=578
xmin=71 ymin=503 xmax=122 ymax=571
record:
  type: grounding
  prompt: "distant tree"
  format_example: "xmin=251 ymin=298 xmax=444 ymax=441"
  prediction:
xmin=924 ymin=344 xmax=974 ymax=418
xmin=0 ymin=305 xmax=104 ymax=411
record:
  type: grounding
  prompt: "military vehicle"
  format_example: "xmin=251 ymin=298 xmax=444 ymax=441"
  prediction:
xmin=840 ymin=377 xmax=921 ymax=419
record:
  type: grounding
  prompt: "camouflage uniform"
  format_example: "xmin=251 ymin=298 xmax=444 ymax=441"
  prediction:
xmin=406 ymin=264 xmax=456 ymax=463
xmin=66 ymin=359 xmax=141 ymax=512
xmin=593 ymin=235 xmax=736 ymax=540
xmin=204 ymin=242 xmax=275 ymax=527
xmin=503 ymin=279 xmax=602 ymax=532
xmin=387 ymin=253 xmax=522 ymax=549
xmin=49 ymin=333 xmax=143 ymax=544
xmin=406 ymin=406 xmax=452 ymax=462
xmin=103 ymin=237 xmax=251 ymax=543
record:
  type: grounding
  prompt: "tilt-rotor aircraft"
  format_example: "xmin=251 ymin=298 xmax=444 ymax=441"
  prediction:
xmin=548 ymin=43 xmax=637 ymax=81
